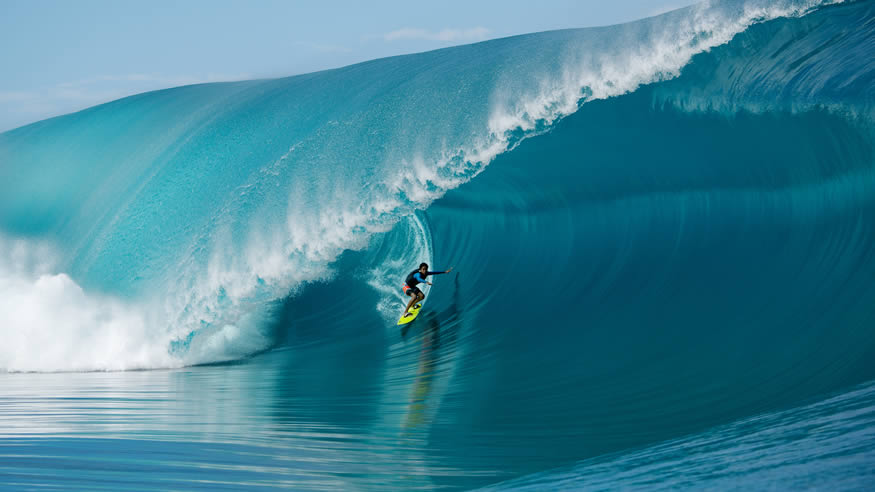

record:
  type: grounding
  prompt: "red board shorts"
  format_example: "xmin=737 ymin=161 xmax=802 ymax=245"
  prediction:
xmin=402 ymin=284 xmax=423 ymax=297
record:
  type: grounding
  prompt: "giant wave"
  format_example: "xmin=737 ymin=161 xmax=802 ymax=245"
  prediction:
xmin=1 ymin=0 xmax=874 ymax=486
xmin=1 ymin=0 xmax=864 ymax=372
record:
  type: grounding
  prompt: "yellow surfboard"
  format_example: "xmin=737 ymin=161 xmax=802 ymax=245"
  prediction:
xmin=397 ymin=303 xmax=423 ymax=325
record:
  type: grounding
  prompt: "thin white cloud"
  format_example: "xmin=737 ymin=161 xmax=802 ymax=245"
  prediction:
xmin=383 ymin=27 xmax=491 ymax=42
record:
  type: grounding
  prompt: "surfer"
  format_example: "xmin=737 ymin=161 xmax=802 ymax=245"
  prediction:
xmin=402 ymin=263 xmax=453 ymax=317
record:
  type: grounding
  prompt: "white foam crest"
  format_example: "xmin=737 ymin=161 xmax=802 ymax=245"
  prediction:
xmin=165 ymin=186 xmax=436 ymax=353
xmin=159 ymin=227 xmax=320 ymax=365
xmin=157 ymin=184 xmax=407 ymax=364
xmin=377 ymin=0 xmax=843 ymax=221
xmin=389 ymin=154 xmax=455 ymax=204
xmin=487 ymin=0 xmax=844 ymax=143
xmin=0 ymin=236 xmax=176 ymax=372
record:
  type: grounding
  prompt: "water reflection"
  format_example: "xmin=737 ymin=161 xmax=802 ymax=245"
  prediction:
xmin=402 ymin=314 xmax=441 ymax=438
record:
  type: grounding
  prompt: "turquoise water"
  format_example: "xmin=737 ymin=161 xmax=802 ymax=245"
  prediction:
xmin=1 ymin=0 xmax=874 ymax=489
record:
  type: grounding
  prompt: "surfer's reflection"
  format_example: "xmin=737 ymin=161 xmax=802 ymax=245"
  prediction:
xmin=401 ymin=273 xmax=460 ymax=438
xmin=402 ymin=314 xmax=440 ymax=435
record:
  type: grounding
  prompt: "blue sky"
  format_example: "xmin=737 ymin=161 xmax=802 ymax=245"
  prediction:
xmin=0 ymin=0 xmax=693 ymax=132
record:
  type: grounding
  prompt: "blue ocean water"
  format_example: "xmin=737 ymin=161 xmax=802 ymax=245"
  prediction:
xmin=1 ymin=0 xmax=874 ymax=489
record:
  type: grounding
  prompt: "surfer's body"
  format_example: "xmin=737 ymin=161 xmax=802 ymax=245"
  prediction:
xmin=402 ymin=263 xmax=453 ymax=316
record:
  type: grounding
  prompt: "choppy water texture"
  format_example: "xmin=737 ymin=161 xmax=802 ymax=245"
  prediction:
xmin=1 ymin=0 xmax=875 ymax=489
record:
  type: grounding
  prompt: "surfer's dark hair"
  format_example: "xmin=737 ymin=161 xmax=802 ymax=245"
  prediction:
xmin=419 ymin=263 xmax=428 ymax=270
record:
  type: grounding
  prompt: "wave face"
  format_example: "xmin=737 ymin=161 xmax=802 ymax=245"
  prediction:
xmin=1 ymin=0 xmax=874 ymax=488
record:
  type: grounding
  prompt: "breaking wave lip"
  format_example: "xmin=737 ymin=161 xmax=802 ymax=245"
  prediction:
xmin=0 ymin=0 xmax=849 ymax=373
xmin=484 ymin=0 xmax=846 ymax=134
